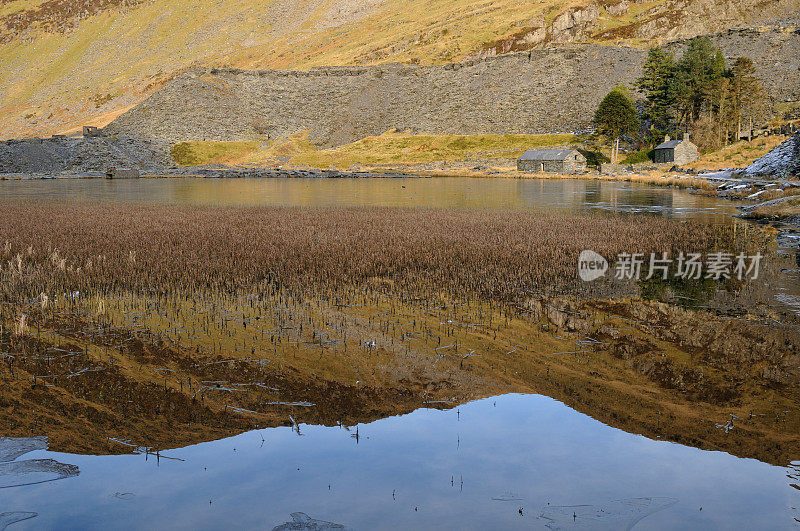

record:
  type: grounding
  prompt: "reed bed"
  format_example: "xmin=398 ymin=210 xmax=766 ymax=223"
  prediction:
xmin=2 ymin=201 xmax=794 ymax=461
xmin=0 ymin=203 xmax=736 ymax=302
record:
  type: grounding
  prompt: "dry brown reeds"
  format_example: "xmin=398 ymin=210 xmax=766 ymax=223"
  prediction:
xmin=0 ymin=201 xmax=792 ymax=462
xmin=0 ymin=202 xmax=737 ymax=302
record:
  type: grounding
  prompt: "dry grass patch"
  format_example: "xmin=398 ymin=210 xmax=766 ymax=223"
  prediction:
xmin=686 ymin=136 xmax=789 ymax=172
xmin=512 ymin=170 xmax=716 ymax=190
xmin=743 ymin=196 xmax=800 ymax=220
xmin=171 ymin=141 xmax=260 ymax=166
xmin=245 ymin=131 xmax=581 ymax=169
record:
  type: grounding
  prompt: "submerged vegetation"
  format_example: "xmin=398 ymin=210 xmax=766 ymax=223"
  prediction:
xmin=0 ymin=202 xmax=797 ymax=464
xmin=0 ymin=203 xmax=732 ymax=300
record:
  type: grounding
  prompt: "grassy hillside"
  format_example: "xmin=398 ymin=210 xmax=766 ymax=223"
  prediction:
xmin=171 ymin=131 xmax=582 ymax=168
xmin=170 ymin=132 xmax=787 ymax=173
xmin=171 ymin=141 xmax=259 ymax=166
xmin=1 ymin=0 xmax=796 ymax=140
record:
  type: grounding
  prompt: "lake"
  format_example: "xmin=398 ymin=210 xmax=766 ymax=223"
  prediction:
xmin=2 ymin=394 xmax=798 ymax=530
xmin=0 ymin=177 xmax=736 ymax=220
xmin=1 ymin=177 xmax=797 ymax=530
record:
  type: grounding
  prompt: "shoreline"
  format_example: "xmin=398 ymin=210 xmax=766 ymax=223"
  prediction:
xmin=0 ymin=165 xmax=718 ymax=188
xmin=3 ymin=165 xmax=798 ymax=214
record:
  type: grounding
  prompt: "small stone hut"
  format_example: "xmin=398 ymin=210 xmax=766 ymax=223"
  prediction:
xmin=653 ymin=135 xmax=699 ymax=165
xmin=105 ymin=168 xmax=140 ymax=179
xmin=517 ymin=148 xmax=587 ymax=173
xmin=83 ymin=126 xmax=101 ymax=138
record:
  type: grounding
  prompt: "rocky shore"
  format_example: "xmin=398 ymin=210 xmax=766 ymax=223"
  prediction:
xmin=0 ymin=165 xmax=415 ymax=180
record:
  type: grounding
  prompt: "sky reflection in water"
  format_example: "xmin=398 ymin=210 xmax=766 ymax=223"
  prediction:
xmin=2 ymin=394 xmax=796 ymax=530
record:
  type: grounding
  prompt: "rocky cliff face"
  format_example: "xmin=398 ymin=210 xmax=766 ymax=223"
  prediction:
xmin=478 ymin=0 xmax=800 ymax=56
xmin=104 ymin=27 xmax=800 ymax=147
xmin=104 ymin=45 xmax=645 ymax=146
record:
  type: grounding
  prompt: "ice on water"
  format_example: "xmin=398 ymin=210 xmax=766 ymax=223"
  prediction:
xmin=538 ymin=497 xmax=679 ymax=530
xmin=271 ymin=512 xmax=348 ymax=531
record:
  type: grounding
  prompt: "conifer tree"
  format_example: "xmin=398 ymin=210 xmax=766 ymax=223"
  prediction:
xmin=594 ymin=88 xmax=640 ymax=164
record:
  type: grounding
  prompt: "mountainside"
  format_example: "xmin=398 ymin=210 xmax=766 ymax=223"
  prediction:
xmin=105 ymin=46 xmax=645 ymax=147
xmin=1 ymin=0 xmax=798 ymax=140
xmin=103 ymin=27 xmax=800 ymax=148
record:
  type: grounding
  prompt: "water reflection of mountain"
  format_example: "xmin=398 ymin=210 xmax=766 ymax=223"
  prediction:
xmin=0 ymin=178 xmax=738 ymax=219
xmin=0 ymin=396 xmax=796 ymax=529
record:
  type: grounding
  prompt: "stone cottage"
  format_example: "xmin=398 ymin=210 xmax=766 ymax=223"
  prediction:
xmin=517 ymin=148 xmax=587 ymax=173
xmin=653 ymin=135 xmax=699 ymax=165
xmin=105 ymin=168 xmax=140 ymax=179
xmin=83 ymin=126 xmax=102 ymax=138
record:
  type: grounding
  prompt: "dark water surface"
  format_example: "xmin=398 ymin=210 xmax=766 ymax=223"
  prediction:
xmin=2 ymin=394 xmax=797 ymax=530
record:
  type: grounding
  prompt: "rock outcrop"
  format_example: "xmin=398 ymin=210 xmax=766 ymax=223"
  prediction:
xmin=746 ymin=132 xmax=800 ymax=178
xmin=0 ymin=136 xmax=173 ymax=174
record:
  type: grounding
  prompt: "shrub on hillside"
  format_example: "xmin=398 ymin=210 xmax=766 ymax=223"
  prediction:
xmin=621 ymin=149 xmax=654 ymax=164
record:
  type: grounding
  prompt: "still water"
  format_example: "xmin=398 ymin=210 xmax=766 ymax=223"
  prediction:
xmin=2 ymin=394 xmax=797 ymax=530
xmin=0 ymin=177 xmax=736 ymax=220
xmin=1 ymin=177 xmax=797 ymax=529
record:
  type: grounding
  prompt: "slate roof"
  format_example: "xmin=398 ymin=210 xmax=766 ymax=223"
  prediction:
xmin=655 ymin=140 xmax=683 ymax=150
xmin=519 ymin=148 xmax=580 ymax=161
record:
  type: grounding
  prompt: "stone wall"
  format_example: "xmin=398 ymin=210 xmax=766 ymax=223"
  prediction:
xmin=600 ymin=162 xmax=672 ymax=174
xmin=104 ymin=28 xmax=800 ymax=147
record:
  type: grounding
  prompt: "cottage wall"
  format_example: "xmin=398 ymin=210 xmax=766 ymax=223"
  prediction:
xmin=563 ymin=155 xmax=587 ymax=173
xmin=654 ymin=148 xmax=673 ymax=163
xmin=673 ymin=142 xmax=699 ymax=165
xmin=561 ymin=156 xmax=586 ymax=173
xmin=518 ymin=160 xmax=543 ymax=172
xmin=543 ymin=160 xmax=565 ymax=172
